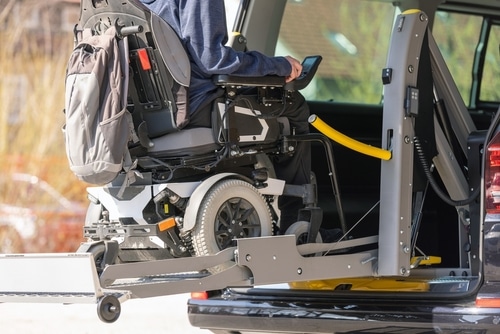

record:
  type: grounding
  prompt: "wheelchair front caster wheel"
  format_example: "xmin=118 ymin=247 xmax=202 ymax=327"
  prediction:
xmin=97 ymin=295 xmax=121 ymax=323
xmin=286 ymin=220 xmax=323 ymax=257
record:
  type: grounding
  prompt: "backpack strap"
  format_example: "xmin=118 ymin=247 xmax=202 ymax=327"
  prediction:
xmin=117 ymin=157 xmax=143 ymax=199
xmin=119 ymin=36 xmax=139 ymax=144
xmin=117 ymin=34 xmax=141 ymax=198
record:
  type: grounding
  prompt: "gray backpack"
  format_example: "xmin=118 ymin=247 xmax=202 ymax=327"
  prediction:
xmin=64 ymin=26 xmax=136 ymax=185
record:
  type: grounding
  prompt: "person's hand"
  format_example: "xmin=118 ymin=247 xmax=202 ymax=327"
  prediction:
xmin=284 ymin=56 xmax=302 ymax=83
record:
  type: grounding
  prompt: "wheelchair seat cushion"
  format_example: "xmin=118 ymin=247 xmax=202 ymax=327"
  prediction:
xmin=147 ymin=127 xmax=219 ymax=157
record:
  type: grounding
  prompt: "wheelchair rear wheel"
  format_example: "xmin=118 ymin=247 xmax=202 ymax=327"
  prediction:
xmin=191 ymin=178 xmax=273 ymax=257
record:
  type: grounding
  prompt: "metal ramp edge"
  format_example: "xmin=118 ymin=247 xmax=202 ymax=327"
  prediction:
xmin=0 ymin=253 xmax=130 ymax=304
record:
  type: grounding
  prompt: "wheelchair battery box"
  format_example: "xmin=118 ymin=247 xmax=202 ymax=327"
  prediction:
xmin=214 ymin=99 xmax=284 ymax=146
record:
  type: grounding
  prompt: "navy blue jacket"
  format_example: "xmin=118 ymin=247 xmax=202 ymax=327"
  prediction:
xmin=140 ymin=0 xmax=291 ymax=115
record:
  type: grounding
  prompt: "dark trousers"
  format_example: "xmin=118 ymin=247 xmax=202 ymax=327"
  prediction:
xmin=190 ymin=89 xmax=311 ymax=233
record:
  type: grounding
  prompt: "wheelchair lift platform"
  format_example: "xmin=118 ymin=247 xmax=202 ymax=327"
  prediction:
xmin=0 ymin=235 xmax=377 ymax=322
xmin=0 ymin=235 xmax=378 ymax=300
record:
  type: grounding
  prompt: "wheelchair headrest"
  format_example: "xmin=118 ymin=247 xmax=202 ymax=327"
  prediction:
xmin=79 ymin=0 xmax=190 ymax=87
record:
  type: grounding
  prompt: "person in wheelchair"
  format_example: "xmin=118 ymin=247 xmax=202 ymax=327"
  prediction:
xmin=140 ymin=0 xmax=312 ymax=234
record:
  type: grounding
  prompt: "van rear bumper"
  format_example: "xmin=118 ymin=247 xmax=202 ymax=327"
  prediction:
xmin=188 ymin=288 xmax=500 ymax=333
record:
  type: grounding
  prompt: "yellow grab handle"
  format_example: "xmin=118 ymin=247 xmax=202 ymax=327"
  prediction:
xmin=308 ymin=114 xmax=391 ymax=161
xmin=402 ymin=9 xmax=421 ymax=15
xmin=411 ymin=256 xmax=442 ymax=267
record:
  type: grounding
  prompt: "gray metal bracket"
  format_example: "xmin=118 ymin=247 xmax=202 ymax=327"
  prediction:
xmin=100 ymin=247 xmax=253 ymax=298
xmin=236 ymin=235 xmax=378 ymax=285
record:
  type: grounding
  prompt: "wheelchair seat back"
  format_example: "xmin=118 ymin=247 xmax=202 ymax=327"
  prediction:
xmin=78 ymin=0 xmax=287 ymax=161
xmin=79 ymin=0 xmax=188 ymax=138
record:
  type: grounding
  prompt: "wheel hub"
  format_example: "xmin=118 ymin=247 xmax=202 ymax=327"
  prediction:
xmin=215 ymin=198 xmax=261 ymax=249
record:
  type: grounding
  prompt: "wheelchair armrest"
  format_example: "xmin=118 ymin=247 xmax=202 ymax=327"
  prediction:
xmin=214 ymin=55 xmax=322 ymax=91
xmin=213 ymin=75 xmax=285 ymax=88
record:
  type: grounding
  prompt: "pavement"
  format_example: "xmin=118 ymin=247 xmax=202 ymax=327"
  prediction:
xmin=0 ymin=294 xmax=211 ymax=333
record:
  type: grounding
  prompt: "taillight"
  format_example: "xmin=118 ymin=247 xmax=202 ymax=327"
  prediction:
xmin=137 ymin=48 xmax=152 ymax=71
xmin=476 ymin=296 xmax=500 ymax=308
xmin=485 ymin=132 xmax=500 ymax=214
xmin=190 ymin=291 xmax=209 ymax=300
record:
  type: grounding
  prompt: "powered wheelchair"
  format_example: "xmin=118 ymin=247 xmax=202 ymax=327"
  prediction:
xmin=76 ymin=0 xmax=327 ymax=268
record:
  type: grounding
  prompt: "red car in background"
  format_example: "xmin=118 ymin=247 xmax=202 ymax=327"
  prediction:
xmin=0 ymin=173 xmax=86 ymax=253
